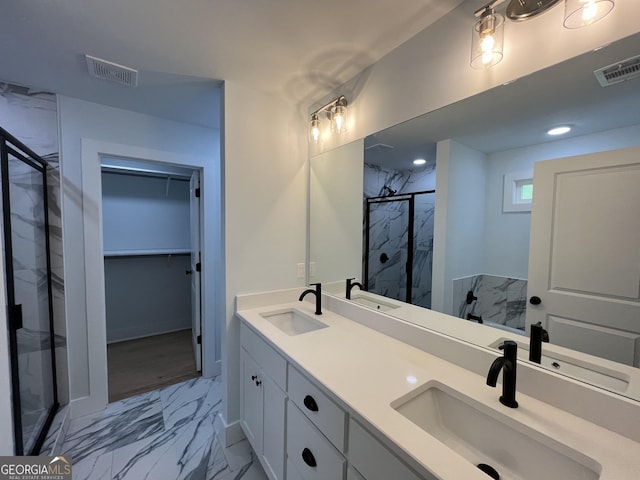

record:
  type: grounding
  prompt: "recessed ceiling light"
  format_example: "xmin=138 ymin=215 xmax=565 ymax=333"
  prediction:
xmin=413 ymin=158 xmax=426 ymax=165
xmin=547 ymin=126 xmax=572 ymax=136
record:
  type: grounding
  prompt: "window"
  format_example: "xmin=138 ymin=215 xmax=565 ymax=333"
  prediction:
xmin=503 ymin=171 xmax=533 ymax=213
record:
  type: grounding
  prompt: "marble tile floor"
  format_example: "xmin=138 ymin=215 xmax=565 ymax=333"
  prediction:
xmin=60 ymin=376 xmax=267 ymax=480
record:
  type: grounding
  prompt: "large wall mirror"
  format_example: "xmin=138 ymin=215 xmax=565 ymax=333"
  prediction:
xmin=310 ymin=32 xmax=640 ymax=401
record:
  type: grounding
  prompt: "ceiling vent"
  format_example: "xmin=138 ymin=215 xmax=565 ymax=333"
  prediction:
xmin=85 ymin=55 xmax=138 ymax=87
xmin=365 ymin=143 xmax=395 ymax=153
xmin=594 ymin=55 xmax=640 ymax=87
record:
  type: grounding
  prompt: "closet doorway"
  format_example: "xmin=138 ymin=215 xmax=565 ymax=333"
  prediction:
xmin=100 ymin=157 xmax=202 ymax=402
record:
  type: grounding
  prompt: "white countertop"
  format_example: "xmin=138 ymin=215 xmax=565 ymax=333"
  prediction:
xmin=237 ymin=298 xmax=640 ymax=480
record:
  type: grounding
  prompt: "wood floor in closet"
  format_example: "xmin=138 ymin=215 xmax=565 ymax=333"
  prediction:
xmin=107 ymin=329 xmax=200 ymax=402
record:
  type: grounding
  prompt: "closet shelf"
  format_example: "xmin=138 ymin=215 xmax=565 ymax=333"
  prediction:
xmin=104 ymin=249 xmax=190 ymax=257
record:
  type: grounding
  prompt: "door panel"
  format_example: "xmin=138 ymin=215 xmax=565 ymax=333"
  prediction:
xmin=527 ymin=147 xmax=640 ymax=367
xmin=189 ymin=171 xmax=202 ymax=371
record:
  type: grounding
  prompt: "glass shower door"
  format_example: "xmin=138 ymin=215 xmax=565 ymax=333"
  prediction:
xmin=2 ymin=134 xmax=58 ymax=455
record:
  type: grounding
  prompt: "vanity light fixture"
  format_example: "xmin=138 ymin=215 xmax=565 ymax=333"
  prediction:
xmin=563 ymin=0 xmax=615 ymax=29
xmin=413 ymin=158 xmax=427 ymax=165
xmin=547 ymin=125 xmax=572 ymax=135
xmin=471 ymin=0 xmax=615 ymax=70
xmin=471 ymin=2 xmax=505 ymax=69
xmin=309 ymin=95 xmax=349 ymax=144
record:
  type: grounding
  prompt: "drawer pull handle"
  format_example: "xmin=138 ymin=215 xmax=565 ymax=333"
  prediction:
xmin=302 ymin=447 xmax=317 ymax=467
xmin=303 ymin=395 xmax=319 ymax=412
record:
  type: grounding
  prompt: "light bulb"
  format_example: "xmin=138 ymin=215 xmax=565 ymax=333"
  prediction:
xmin=470 ymin=9 xmax=504 ymax=69
xmin=564 ymin=0 xmax=614 ymax=28
xmin=309 ymin=114 xmax=321 ymax=144
xmin=331 ymin=103 xmax=347 ymax=134
xmin=582 ymin=1 xmax=597 ymax=21
xmin=481 ymin=34 xmax=496 ymax=65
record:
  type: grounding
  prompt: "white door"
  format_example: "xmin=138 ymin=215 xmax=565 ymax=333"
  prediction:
xmin=190 ymin=171 xmax=202 ymax=371
xmin=527 ymin=146 xmax=640 ymax=367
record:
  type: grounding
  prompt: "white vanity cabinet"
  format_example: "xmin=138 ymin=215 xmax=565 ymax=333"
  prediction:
xmin=240 ymin=319 xmax=432 ymax=480
xmin=286 ymin=364 xmax=347 ymax=479
xmin=348 ymin=419 xmax=435 ymax=480
xmin=240 ymin=323 xmax=287 ymax=480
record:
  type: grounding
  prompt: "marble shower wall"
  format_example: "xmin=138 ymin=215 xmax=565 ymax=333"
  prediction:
xmin=453 ymin=274 xmax=528 ymax=331
xmin=0 ymin=84 xmax=68 ymax=411
xmin=363 ymin=162 xmax=436 ymax=308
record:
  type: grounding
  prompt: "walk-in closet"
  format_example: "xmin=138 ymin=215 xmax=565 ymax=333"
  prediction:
xmin=101 ymin=157 xmax=202 ymax=402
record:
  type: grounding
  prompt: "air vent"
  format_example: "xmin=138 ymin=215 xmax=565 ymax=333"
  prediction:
xmin=85 ymin=55 xmax=138 ymax=87
xmin=365 ymin=143 xmax=395 ymax=153
xmin=594 ymin=55 xmax=640 ymax=87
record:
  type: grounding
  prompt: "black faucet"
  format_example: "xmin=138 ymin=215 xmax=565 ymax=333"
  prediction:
xmin=346 ymin=278 xmax=364 ymax=300
xmin=299 ymin=283 xmax=322 ymax=315
xmin=529 ymin=321 xmax=550 ymax=364
xmin=486 ymin=340 xmax=519 ymax=408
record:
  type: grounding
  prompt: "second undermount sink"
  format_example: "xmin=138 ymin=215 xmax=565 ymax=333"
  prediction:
xmin=392 ymin=381 xmax=601 ymax=480
xmin=260 ymin=308 xmax=328 ymax=336
xmin=350 ymin=292 xmax=401 ymax=312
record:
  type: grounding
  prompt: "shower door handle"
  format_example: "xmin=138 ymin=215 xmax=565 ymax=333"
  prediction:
xmin=9 ymin=304 xmax=23 ymax=330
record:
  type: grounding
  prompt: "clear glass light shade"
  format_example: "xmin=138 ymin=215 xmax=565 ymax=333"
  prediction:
xmin=563 ymin=0 xmax=614 ymax=29
xmin=331 ymin=104 xmax=347 ymax=133
xmin=471 ymin=12 xmax=504 ymax=69
xmin=309 ymin=114 xmax=321 ymax=144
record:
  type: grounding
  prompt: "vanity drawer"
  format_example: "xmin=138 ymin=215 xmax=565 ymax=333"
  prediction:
xmin=240 ymin=321 xmax=286 ymax=389
xmin=288 ymin=365 xmax=346 ymax=451
xmin=348 ymin=418 xmax=433 ymax=480
xmin=287 ymin=401 xmax=345 ymax=480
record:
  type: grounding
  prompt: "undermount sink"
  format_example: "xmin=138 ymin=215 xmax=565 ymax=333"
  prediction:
xmin=392 ymin=381 xmax=601 ymax=480
xmin=260 ymin=308 xmax=328 ymax=336
xmin=488 ymin=338 xmax=629 ymax=393
xmin=350 ymin=293 xmax=401 ymax=312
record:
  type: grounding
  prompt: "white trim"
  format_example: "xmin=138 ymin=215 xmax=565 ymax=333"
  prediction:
xmin=215 ymin=412 xmax=245 ymax=448
xmin=77 ymin=138 xmax=221 ymax=417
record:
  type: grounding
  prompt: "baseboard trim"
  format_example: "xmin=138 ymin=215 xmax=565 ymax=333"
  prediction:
xmin=70 ymin=394 xmax=107 ymax=419
xmin=215 ymin=413 xmax=245 ymax=448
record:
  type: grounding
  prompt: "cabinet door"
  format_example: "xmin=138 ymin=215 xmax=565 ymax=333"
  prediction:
xmin=262 ymin=380 xmax=286 ymax=480
xmin=241 ymin=349 xmax=263 ymax=454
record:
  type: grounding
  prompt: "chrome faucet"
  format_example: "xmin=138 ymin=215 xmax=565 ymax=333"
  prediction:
xmin=299 ymin=283 xmax=322 ymax=315
xmin=486 ymin=340 xmax=519 ymax=408
xmin=529 ymin=321 xmax=550 ymax=364
xmin=346 ymin=278 xmax=364 ymax=300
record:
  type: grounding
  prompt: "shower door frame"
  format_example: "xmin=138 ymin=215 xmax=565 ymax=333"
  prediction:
xmin=1 ymin=127 xmax=59 ymax=455
xmin=364 ymin=189 xmax=435 ymax=305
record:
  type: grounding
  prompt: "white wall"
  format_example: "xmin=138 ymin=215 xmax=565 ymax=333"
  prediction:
xmin=102 ymin=172 xmax=190 ymax=253
xmin=432 ymin=140 xmax=487 ymax=315
xmin=58 ymin=95 xmax=220 ymax=416
xmin=220 ymin=81 xmax=307 ymax=444
xmin=309 ymin=1 xmax=640 ymax=155
xmin=483 ymin=123 xmax=640 ymax=279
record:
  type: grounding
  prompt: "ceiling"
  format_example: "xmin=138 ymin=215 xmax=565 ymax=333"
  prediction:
xmin=0 ymin=0 xmax=464 ymax=129
xmin=365 ymin=31 xmax=640 ymax=169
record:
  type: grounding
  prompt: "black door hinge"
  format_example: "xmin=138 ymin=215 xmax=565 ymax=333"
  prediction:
xmin=196 ymin=262 xmax=201 ymax=272
xmin=197 ymin=335 xmax=202 ymax=345
xmin=195 ymin=188 xmax=200 ymax=198
xmin=9 ymin=304 xmax=23 ymax=331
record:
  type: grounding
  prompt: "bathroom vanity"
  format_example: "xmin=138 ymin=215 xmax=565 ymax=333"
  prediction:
xmin=236 ymin=288 xmax=640 ymax=480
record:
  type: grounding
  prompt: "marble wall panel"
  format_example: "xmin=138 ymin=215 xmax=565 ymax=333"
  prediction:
xmin=453 ymin=274 xmax=528 ymax=331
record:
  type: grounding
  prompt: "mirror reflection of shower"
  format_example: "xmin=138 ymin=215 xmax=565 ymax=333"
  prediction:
xmin=363 ymin=138 xmax=437 ymax=309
